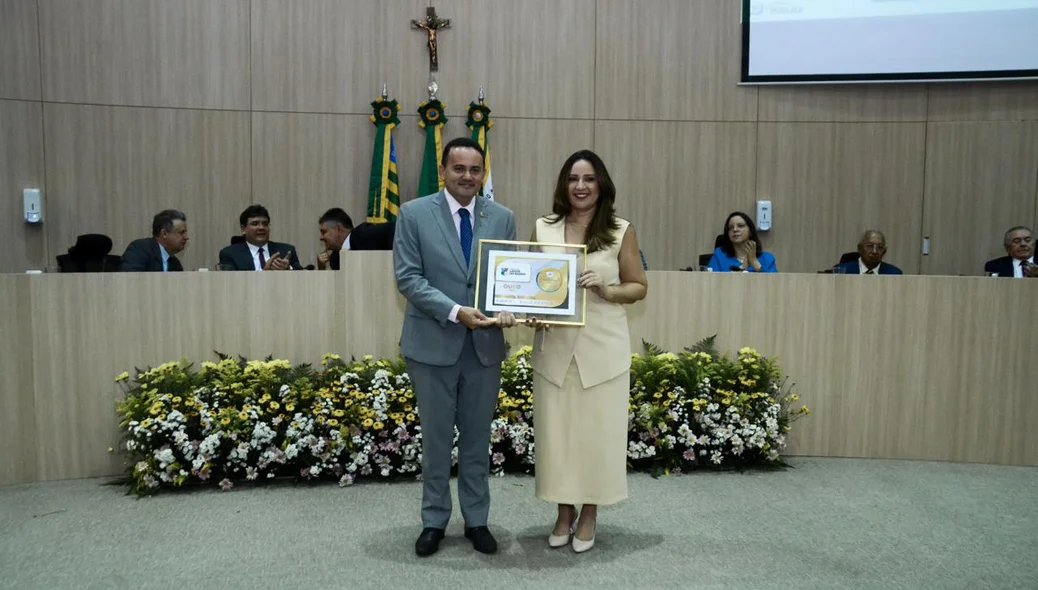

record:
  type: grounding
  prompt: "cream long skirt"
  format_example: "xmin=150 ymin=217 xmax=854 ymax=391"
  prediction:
xmin=533 ymin=360 xmax=630 ymax=505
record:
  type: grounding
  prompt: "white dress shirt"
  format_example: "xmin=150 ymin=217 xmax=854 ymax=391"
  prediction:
xmin=859 ymin=259 xmax=879 ymax=275
xmin=1013 ymin=256 xmax=1034 ymax=278
xmin=444 ymin=189 xmax=476 ymax=323
xmin=248 ymin=242 xmax=270 ymax=271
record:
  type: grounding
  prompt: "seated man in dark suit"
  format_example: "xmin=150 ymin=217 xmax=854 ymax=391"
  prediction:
xmin=984 ymin=226 xmax=1036 ymax=278
xmin=119 ymin=209 xmax=189 ymax=272
xmin=316 ymin=208 xmax=395 ymax=270
xmin=835 ymin=230 xmax=903 ymax=275
xmin=218 ymin=205 xmax=301 ymax=271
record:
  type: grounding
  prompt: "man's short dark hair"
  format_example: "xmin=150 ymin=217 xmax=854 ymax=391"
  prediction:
xmin=151 ymin=209 xmax=186 ymax=237
xmin=239 ymin=205 xmax=271 ymax=227
xmin=440 ymin=137 xmax=485 ymax=167
xmin=319 ymin=208 xmax=354 ymax=230
xmin=1004 ymin=226 xmax=1033 ymax=246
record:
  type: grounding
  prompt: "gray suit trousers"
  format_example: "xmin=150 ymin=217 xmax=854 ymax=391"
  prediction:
xmin=406 ymin=331 xmax=501 ymax=529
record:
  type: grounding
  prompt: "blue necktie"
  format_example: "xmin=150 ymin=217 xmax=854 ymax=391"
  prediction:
xmin=458 ymin=208 xmax=472 ymax=267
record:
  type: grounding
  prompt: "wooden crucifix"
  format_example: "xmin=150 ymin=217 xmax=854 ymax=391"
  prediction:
xmin=412 ymin=7 xmax=451 ymax=72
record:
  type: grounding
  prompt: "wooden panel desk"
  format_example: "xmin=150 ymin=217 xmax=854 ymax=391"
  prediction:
xmin=1 ymin=253 xmax=1034 ymax=486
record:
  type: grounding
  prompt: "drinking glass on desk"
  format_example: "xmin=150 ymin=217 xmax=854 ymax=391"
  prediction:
xmin=699 ymin=266 xmax=713 ymax=272
xmin=830 ymin=265 xmax=846 ymax=274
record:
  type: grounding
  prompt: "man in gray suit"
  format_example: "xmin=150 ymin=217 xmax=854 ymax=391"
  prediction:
xmin=393 ymin=137 xmax=517 ymax=557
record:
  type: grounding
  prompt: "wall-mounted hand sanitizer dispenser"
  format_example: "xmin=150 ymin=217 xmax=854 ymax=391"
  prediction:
xmin=756 ymin=199 xmax=772 ymax=231
xmin=24 ymin=188 xmax=42 ymax=224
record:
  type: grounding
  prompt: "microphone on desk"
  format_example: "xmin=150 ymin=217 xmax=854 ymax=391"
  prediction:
xmin=730 ymin=265 xmax=742 ymax=272
xmin=304 ymin=264 xmax=315 ymax=270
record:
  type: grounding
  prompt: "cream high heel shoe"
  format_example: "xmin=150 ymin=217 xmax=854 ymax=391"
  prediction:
xmin=571 ymin=522 xmax=596 ymax=553
xmin=548 ymin=519 xmax=576 ymax=548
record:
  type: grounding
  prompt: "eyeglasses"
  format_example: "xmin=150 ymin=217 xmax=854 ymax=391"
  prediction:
xmin=1008 ymin=237 xmax=1033 ymax=245
xmin=861 ymin=244 xmax=886 ymax=251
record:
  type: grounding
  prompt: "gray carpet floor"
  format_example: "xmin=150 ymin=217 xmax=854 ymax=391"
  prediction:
xmin=1 ymin=457 xmax=1035 ymax=590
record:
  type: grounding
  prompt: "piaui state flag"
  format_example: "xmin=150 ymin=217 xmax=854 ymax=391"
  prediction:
xmin=367 ymin=96 xmax=401 ymax=223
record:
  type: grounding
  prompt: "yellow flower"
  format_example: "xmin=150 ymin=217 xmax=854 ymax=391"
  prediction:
xmin=149 ymin=406 xmax=161 ymax=416
xmin=220 ymin=417 xmax=231 ymax=426
xmin=140 ymin=418 xmax=153 ymax=428
xmin=238 ymin=411 xmax=248 ymax=420
xmin=404 ymin=392 xmax=414 ymax=399
xmin=115 ymin=371 xmax=130 ymax=382
xmin=667 ymin=392 xmax=677 ymax=400
xmin=328 ymin=419 xmax=339 ymax=427
xmin=800 ymin=405 xmax=811 ymax=415
xmin=285 ymin=404 xmax=295 ymax=412
xmin=498 ymin=391 xmax=506 ymax=399
xmin=406 ymin=413 xmax=416 ymax=421
xmin=362 ymin=418 xmax=374 ymax=428
xmin=333 ymin=409 xmax=345 ymax=418
xmin=373 ymin=421 xmax=384 ymax=430
xmin=789 ymin=393 xmax=800 ymax=402
xmin=259 ymin=394 xmax=271 ymax=404
xmin=269 ymin=401 xmax=280 ymax=410
xmin=404 ymin=404 xmax=413 ymax=412
xmin=653 ymin=392 xmax=663 ymax=399
xmin=172 ymin=396 xmax=182 ymax=404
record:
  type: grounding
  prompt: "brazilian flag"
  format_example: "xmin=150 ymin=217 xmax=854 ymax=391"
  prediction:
xmin=417 ymin=99 xmax=447 ymax=198
xmin=466 ymin=99 xmax=494 ymax=200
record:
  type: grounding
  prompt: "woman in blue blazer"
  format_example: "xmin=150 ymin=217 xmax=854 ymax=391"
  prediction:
xmin=708 ymin=212 xmax=778 ymax=273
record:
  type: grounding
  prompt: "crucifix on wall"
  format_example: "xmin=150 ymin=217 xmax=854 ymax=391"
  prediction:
xmin=412 ymin=7 xmax=451 ymax=72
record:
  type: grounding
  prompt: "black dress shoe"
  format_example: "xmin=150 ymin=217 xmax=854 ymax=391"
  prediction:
xmin=415 ymin=527 xmax=445 ymax=557
xmin=464 ymin=526 xmax=498 ymax=554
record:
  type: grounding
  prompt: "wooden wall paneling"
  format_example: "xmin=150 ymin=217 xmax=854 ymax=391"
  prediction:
xmin=484 ymin=118 xmax=595 ymax=242
xmin=0 ymin=100 xmax=47 ymax=273
xmin=251 ymin=112 xmax=426 ymax=266
xmin=756 ymin=123 xmax=927 ymax=274
xmin=0 ymin=0 xmax=42 ymax=101
xmin=0 ymin=277 xmax=36 ymax=485
xmin=921 ymin=121 xmax=1038 ymax=276
xmin=595 ymin=0 xmax=757 ymax=121
xmin=251 ymin=0 xmax=429 ymax=114
xmin=758 ymin=84 xmax=929 ymax=122
xmin=594 ymin=120 xmax=758 ymax=272
xmin=429 ymin=0 xmax=596 ymax=120
xmin=42 ymin=103 xmax=252 ymax=273
xmin=38 ymin=0 xmax=250 ymax=109
xmin=928 ymin=82 xmax=1038 ymax=122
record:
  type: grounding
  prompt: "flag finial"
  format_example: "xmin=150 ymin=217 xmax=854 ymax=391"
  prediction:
xmin=382 ymin=83 xmax=388 ymax=100
xmin=478 ymin=86 xmax=485 ymax=105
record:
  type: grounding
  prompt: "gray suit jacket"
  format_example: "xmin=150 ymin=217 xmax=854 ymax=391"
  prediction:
xmin=393 ymin=191 xmax=516 ymax=367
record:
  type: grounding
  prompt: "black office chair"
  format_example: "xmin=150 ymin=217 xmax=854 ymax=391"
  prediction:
xmin=56 ymin=234 xmax=121 ymax=272
xmin=838 ymin=252 xmax=858 ymax=264
xmin=230 ymin=235 xmax=246 ymax=245
xmin=694 ymin=235 xmax=724 ymax=269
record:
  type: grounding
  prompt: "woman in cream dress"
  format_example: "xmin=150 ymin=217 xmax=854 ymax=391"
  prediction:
xmin=529 ymin=150 xmax=648 ymax=553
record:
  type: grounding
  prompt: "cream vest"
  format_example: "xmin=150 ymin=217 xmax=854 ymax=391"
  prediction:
xmin=531 ymin=216 xmax=632 ymax=389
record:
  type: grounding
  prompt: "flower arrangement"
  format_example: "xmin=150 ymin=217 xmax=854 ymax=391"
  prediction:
xmin=115 ymin=338 xmax=807 ymax=495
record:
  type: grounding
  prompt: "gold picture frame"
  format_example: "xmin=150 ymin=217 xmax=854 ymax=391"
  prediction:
xmin=474 ymin=239 xmax=588 ymax=327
